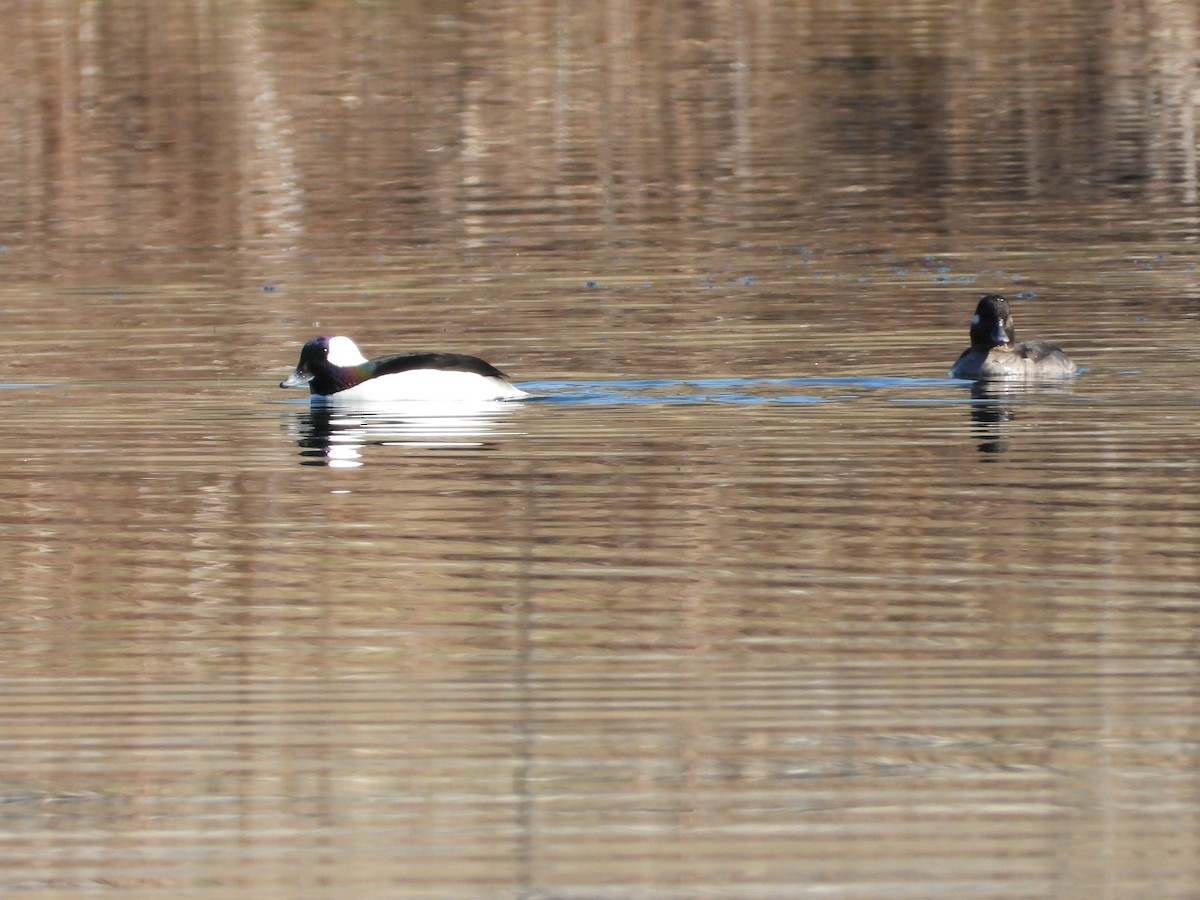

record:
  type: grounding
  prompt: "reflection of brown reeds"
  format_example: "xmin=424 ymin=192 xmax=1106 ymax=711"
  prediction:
xmin=1 ymin=0 xmax=1198 ymax=278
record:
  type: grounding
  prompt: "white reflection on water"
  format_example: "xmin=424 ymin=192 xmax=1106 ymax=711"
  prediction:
xmin=284 ymin=400 xmax=526 ymax=465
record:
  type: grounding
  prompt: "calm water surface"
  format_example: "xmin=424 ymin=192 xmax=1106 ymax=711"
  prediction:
xmin=1 ymin=2 xmax=1199 ymax=897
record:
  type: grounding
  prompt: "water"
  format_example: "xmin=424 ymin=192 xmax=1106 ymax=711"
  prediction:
xmin=1 ymin=1 xmax=1199 ymax=897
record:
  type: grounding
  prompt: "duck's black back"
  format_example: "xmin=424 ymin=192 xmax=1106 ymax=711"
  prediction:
xmin=370 ymin=352 xmax=509 ymax=379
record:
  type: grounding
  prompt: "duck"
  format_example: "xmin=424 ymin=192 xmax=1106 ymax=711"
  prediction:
xmin=280 ymin=335 xmax=529 ymax=403
xmin=949 ymin=294 xmax=1077 ymax=380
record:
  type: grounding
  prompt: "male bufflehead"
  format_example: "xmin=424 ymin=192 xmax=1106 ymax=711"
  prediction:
xmin=280 ymin=335 xmax=529 ymax=403
xmin=949 ymin=294 xmax=1077 ymax=380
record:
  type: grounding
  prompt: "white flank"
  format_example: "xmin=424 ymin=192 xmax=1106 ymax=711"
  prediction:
xmin=313 ymin=369 xmax=530 ymax=404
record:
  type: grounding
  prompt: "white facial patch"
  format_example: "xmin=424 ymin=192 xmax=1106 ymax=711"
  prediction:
xmin=326 ymin=336 xmax=368 ymax=366
xmin=971 ymin=314 xmax=980 ymax=325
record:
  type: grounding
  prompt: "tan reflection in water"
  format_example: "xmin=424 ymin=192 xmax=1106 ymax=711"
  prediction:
xmin=1 ymin=0 xmax=1199 ymax=282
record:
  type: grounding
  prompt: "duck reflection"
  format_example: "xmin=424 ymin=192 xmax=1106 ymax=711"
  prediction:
xmin=286 ymin=401 xmax=524 ymax=466
xmin=965 ymin=380 xmax=1075 ymax=456
xmin=968 ymin=382 xmax=1016 ymax=456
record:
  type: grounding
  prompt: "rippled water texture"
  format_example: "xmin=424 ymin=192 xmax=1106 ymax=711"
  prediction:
xmin=1 ymin=2 xmax=1199 ymax=897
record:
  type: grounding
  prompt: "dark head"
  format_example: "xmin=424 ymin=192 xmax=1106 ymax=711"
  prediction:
xmin=280 ymin=336 xmax=368 ymax=392
xmin=968 ymin=294 xmax=1015 ymax=349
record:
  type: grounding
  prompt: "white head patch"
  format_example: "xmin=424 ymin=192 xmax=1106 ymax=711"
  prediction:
xmin=327 ymin=336 xmax=368 ymax=366
xmin=971 ymin=314 xmax=980 ymax=326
